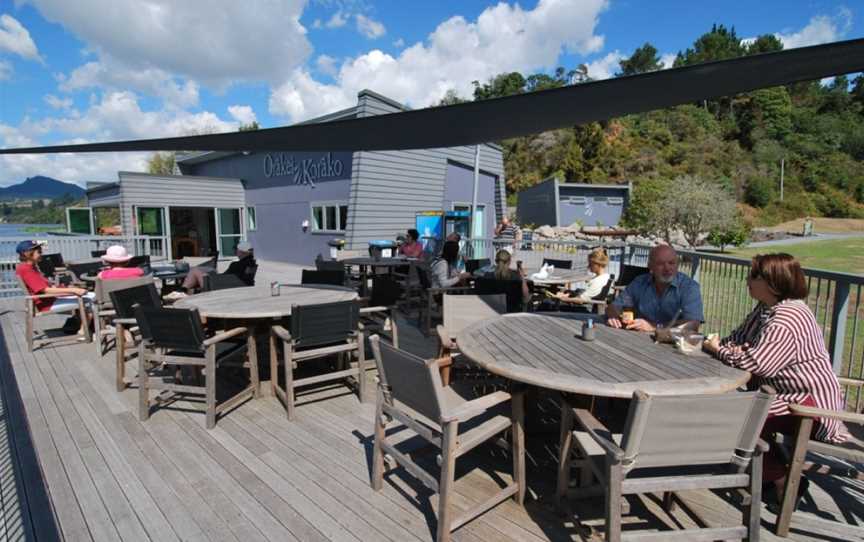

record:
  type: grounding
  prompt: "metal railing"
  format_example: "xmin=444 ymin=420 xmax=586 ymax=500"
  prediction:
xmin=1 ymin=234 xmax=168 ymax=297
xmin=461 ymin=237 xmax=628 ymax=276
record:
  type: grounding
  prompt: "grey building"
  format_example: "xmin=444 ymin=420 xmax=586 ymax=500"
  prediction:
xmin=517 ymin=177 xmax=631 ymax=228
xmin=83 ymin=90 xmax=506 ymax=264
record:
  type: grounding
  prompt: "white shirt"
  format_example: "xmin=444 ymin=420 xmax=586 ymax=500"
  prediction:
xmin=573 ymin=272 xmax=610 ymax=302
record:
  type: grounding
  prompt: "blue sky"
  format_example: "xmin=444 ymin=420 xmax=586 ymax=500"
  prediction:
xmin=0 ymin=0 xmax=860 ymax=186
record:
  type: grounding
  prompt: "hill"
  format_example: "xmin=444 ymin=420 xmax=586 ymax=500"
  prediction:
xmin=0 ymin=176 xmax=85 ymax=200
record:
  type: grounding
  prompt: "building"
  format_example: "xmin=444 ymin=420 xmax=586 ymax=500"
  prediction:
xmin=516 ymin=177 xmax=631 ymax=229
xmin=83 ymin=90 xmax=506 ymax=264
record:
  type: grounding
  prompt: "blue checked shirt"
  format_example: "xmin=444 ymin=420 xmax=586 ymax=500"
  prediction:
xmin=611 ymin=271 xmax=704 ymax=326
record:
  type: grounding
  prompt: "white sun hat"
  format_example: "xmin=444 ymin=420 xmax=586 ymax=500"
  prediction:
xmin=102 ymin=245 xmax=133 ymax=263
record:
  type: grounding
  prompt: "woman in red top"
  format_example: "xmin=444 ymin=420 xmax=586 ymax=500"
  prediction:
xmin=398 ymin=229 xmax=424 ymax=259
xmin=15 ymin=240 xmax=94 ymax=315
xmin=703 ymin=253 xmax=847 ymax=504
xmin=97 ymin=245 xmax=144 ymax=280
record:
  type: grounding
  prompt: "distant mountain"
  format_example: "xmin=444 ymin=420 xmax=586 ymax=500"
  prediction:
xmin=0 ymin=176 xmax=85 ymax=200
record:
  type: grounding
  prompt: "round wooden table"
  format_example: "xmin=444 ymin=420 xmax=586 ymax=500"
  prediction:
xmin=174 ymin=284 xmax=357 ymax=319
xmin=456 ymin=313 xmax=749 ymax=398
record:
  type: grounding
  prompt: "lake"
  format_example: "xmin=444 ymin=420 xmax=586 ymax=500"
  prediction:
xmin=0 ymin=224 xmax=63 ymax=237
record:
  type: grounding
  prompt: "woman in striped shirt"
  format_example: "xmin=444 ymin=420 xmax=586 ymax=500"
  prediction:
xmin=703 ymin=253 xmax=847 ymax=501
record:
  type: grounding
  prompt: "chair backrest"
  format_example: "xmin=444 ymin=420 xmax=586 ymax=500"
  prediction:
xmin=474 ymin=277 xmax=526 ymax=313
xmin=316 ymin=259 xmax=345 ymax=272
xmin=301 ymin=269 xmax=346 ymax=287
xmin=42 ymin=252 xmax=65 ymax=268
xmin=290 ymin=300 xmax=359 ymax=349
xmin=91 ymin=250 xmax=107 ymax=258
xmin=415 ymin=265 xmax=432 ymax=290
xmin=618 ymin=388 xmax=774 ymax=473
xmin=465 ymin=258 xmax=490 ymax=274
xmin=370 ymin=335 xmax=446 ymax=423
xmin=617 ymin=264 xmax=644 ymax=288
xmin=370 ymin=276 xmax=403 ymax=307
xmin=128 ymin=255 xmax=150 ymax=268
xmin=109 ymin=284 xmax=161 ymax=319
xmin=37 ymin=255 xmax=58 ymax=277
xmin=443 ymin=294 xmax=506 ymax=337
xmin=542 ymin=258 xmax=573 ymax=270
xmin=592 ymin=274 xmax=616 ymax=301
xmin=202 ymin=271 xmax=248 ymax=291
xmin=68 ymin=261 xmax=104 ymax=280
xmin=134 ymin=305 xmax=207 ymax=351
xmin=243 ymin=264 xmax=258 ymax=286
xmin=95 ymin=274 xmax=154 ymax=305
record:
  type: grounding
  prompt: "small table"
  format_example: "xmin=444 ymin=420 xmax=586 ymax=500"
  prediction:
xmin=341 ymin=256 xmax=418 ymax=296
xmin=456 ymin=313 xmax=749 ymax=398
xmin=527 ymin=269 xmax=593 ymax=289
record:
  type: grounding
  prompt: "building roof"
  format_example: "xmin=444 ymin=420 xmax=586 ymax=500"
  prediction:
xmin=558 ymin=182 xmax=631 ymax=191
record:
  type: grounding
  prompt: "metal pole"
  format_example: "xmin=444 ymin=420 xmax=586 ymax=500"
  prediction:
xmin=470 ymin=145 xmax=481 ymax=239
xmin=780 ymin=158 xmax=784 ymax=202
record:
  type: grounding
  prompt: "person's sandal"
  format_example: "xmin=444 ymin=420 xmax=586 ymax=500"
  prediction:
xmin=766 ymin=476 xmax=810 ymax=514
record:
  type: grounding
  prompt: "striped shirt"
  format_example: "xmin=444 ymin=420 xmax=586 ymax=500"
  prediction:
xmin=718 ymin=299 xmax=847 ymax=443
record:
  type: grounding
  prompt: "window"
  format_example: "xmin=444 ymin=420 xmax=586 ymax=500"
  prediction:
xmin=561 ymin=196 xmax=586 ymax=205
xmin=608 ymin=197 xmax=624 ymax=205
xmin=246 ymin=206 xmax=257 ymax=231
xmin=311 ymin=202 xmax=348 ymax=232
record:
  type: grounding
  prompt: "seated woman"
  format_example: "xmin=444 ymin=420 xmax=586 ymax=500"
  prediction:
xmin=483 ymin=249 xmax=530 ymax=303
xmin=181 ymin=241 xmax=254 ymax=292
xmin=551 ymin=247 xmax=611 ymax=305
xmin=703 ymin=253 xmax=847 ymax=505
xmin=97 ymin=245 xmax=145 ymax=280
xmin=398 ymin=228 xmax=424 ymax=259
xmin=430 ymin=240 xmax=471 ymax=289
xmin=15 ymin=240 xmax=94 ymax=324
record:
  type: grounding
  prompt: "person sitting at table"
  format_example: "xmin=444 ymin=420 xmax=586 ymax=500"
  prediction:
xmin=97 ymin=245 xmax=145 ymax=280
xmin=430 ymin=240 xmax=471 ymax=288
xmin=15 ymin=240 xmax=95 ymax=324
xmin=702 ymin=253 xmax=847 ymax=506
xmin=483 ymin=249 xmax=530 ymax=302
xmin=551 ymin=247 xmax=611 ymax=305
xmin=181 ymin=241 xmax=255 ymax=292
xmin=606 ymin=244 xmax=703 ymax=332
xmin=398 ymin=229 xmax=424 ymax=259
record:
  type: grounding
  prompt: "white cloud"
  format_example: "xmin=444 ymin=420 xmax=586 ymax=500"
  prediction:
xmin=228 ymin=105 xmax=256 ymax=125
xmin=316 ymin=54 xmax=338 ymax=77
xmin=660 ymin=53 xmax=677 ymax=69
xmin=312 ymin=18 xmax=322 ymax=29
xmin=0 ymin=14 xmax=42 ymax=62
xmin=356 ymin=14 xmax=385 ymax=39
xmin=269 ymin=0 xmax=609 ymax=122
xmin=585 ymin=51 xmax=623 ymax=81
xmin=0 ymin=59 xmax=11 ymax=80
xmin=325 ymin=10 xmax=348 ymax=29
xmin=393 ymin=37 xmax=404 ymax=48
xmin=776 ymin=9 xmax=852 ymax=49
xmin=44 ymin=94 xmax=74 ymax=110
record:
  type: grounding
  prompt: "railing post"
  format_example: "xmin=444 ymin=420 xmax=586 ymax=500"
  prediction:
xmin=689 ymin=253 xmax=701 ymax=284
xmin=828 ymin=281 xmax=850 ymax=375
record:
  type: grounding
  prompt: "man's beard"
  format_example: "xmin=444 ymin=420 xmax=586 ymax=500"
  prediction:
xmin=654 ymin=273 xmax=675 ymax=284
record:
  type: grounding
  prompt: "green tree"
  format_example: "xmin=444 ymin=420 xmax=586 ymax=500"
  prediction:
xmin=238 ymin=121 xmax=260 ymax=131
xmin=674 ymin=24 xmax=745 ymax=67
xmin=437 ymin=89 xmax=469 ymax=106
xmin=472 ymin=72 xmax=526 ymax=101
xmin=707 ymin=221 xmax=750 ymax=252
xmin=146 ymin=152 xmax=177 ymax=175
xmin=744 ymin=176 xmax=775 ymax=207
xmin=746 ymin=34 xmax=783 ymax=55
xmin=617 ymin=43 xmax=662 ymax=76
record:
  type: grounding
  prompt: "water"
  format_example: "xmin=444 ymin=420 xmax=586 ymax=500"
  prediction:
xmin=0 ymin=223 xmax=63 ymax=237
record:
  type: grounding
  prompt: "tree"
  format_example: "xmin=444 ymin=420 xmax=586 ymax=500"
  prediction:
xmin=147 ymin=152 xmax=177 ymax=175
xmin=674 ymin=24 xmax=745 ymax=67
xmin=744 ymin=176 xmax=775 ymax=207
xmin=239 ymin=121 xmax=260 ymax=131
xmin=707 ymin=221 xmax=750 ymax=252
xmin=437 ymin=89 xmax=468 ymax=106
xmin=746 ymin=34 xmax=783 ymax=55
xmin=617 ymin=43 xmax=662 ymax=76
xmin=472 ymin=72 xmax=525 ymax=101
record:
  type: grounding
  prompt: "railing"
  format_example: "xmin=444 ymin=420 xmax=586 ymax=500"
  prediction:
xmin=0 ymin=234 xmax=168 ymax=297
xmin=461 ymin=237 xmax=628 ymax=276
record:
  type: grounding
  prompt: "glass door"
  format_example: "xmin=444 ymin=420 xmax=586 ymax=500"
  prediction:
xmin=135 ymin=206 xmax=167 ymax=258
xmin=215 ymin=208 xmax=242 ymax=256
xmin=66 ymin=207 xmax=94 ymax=234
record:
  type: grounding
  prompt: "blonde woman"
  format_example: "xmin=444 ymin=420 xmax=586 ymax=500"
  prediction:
xmin=483 ymin=249 xmax=530 ymax=302
xmin=552 ymin=248 xmax=611 ymax=304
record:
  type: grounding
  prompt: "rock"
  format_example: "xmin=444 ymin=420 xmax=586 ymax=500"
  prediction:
xmin=534 ymin=225 xmax=557 ymax=238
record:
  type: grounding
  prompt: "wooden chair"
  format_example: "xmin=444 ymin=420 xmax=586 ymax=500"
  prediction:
xmin=301 ymin=269 xmax=347 ymax=287
xmin=555 ymin=274 xmax=617 ymax=315
xmin=108 ymin=283 xmax=162 ymax=391
xmin=556 ymin=387 xmax=774 ymax=541
xmin=241 ymin=264 xmax=258 ymax=286
xmin=92 ymin=275 xmax=154 ymax=356
xmin=67 ymin=261 xmax=103 ymax=286
xmin=435 ymin=293 xmax=506 ymax=385
xmin=542 ymin=258 xmax=573 ymax=270
xmin=611 ymin=264 xmax=644 ymax=296
xmin=369 ymin=336 xmax=525 ymax=542
xmin=269 ymin=300 xmax=365 ymax=420
xmin=773 ymin=377 xmax=864 ymax=537
xmin=134 ymin=305 xmax=258 ymax=429
xmin=91 ymin=249 xmax=107 ymax=258
xmin=202 ymin=271 xmax=248 ymax=291
xmin=128 ymin=255 xmax=150 ymax=268
xmin=474 ymin=276 xmax=528 ymax=313
xmin=17 ymin=276 xmax=91 ymax=352
xmin=315 ymin=258 xmax=346 ymax=272
xmin=412 ymin=265 xmax=472 ymax=334
xmin=360 ymin=275 xmax=402 ymax=348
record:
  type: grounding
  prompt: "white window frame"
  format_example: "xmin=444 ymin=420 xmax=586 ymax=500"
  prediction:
xmin=310 ymin=201 xmax=348 ymax=233
xmin=245 ymin=206 xmax=257 ymax=231
xmin=561 ymin=196 xmax=586 ymax=205
xmin=608 ymin=197 xmax=624 ymax=205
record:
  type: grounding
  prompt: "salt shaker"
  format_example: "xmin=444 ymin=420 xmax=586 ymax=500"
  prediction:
xmin=270 ymin=281 xmax=280 ymax=296
xmin=581 ymin=318 xmax=596 ymax=341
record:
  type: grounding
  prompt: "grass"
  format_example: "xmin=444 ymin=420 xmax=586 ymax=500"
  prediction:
xmin=22 ymin=225 xmax=64 ymax=233
xmin=729 ymin=237 xmax=864 ymax=275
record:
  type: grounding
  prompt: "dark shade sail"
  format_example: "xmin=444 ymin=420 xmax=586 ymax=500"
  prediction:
xmin=2 ymin=38 xmax=864 ymax=155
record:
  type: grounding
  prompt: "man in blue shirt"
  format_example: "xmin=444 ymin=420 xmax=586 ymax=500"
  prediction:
xmin=607 ymin=244 xmax=703 ymax=332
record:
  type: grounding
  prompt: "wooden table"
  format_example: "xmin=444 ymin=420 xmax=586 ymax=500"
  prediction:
xmin=456 ymin=313 xmax=749 ymax=398
xmin=174 ymin=284 xmax=357 ymax=319
xmin=340 ymin=256 xmax=418 ymax=296
xmin=527 ymin=269 xmax=593 ymax=288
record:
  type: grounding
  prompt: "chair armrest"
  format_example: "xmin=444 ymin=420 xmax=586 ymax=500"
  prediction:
xmin=839 ymin=377 xmax=863 ymax=389
xmin=359 ymin=305 xmax=390 ymax=314
xmin=271 ymin=325 xmax=292 ymax=342
xmin=114 ymin=318 xmax=137 ymax=325
xmin=24 ymin=293 xmax=63 ymax=300
xmin=436 ymin=356 xmax=453 ymax=370
xmin=428 ymin=286 xmax=473 ymax=295
xmin=789 ymin=403 xmax=864 ymax=425
xmin=572 ymin=408 xmax=625 ymax=460
xmin=203 ymin=326 xmax=249 ymax=346
xmin=98 ymin=308 xmax=117 ymax=317
xmin=441 ymin=390 xmax=512 ymax=423
xmin=436 ymin=325 xmax=455 ymax=349
xmin=755 ymin=438 xmax=770 ymax=453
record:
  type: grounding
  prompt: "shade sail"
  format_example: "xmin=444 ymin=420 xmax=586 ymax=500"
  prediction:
xmin=2 ymin=38 xmax=863 ymax=155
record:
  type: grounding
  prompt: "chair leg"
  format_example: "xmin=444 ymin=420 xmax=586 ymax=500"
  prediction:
xmin=371 ymin=394 xmax=386 ymax=491
xmin=247 ymin=332 xmax=260 ymax=399
xmin=78 ymin=297 xmax=91 ymax=343
xmin=775 ymin=417 xmax=813 ymax=537
xmin=205 ymin=346 xmax=217 ymax=429
xmin=605 ymin=460 xmax=623 ymax=542
xmin=284 ymin=341 xmax=295 ymax=420
xmin=25 ymin=307 xmax=34 ymax=353
xmin=391 ymin=314 xmax=399 ymax=349
xmin=138 ymin=342 xmax=150 ymax=421
xmin=269 ymin=333 xmax=279 ymax=397
xmin=424 ymin=295 xmax=432 ymax=335
xmin=745 ymin=451 xmax=763 ymax=542
xmin=511 ymin=391 xmax=526 ymax=505
xmin=92 ymin=309 xmax=102 ymax=355
xmin=115 ymin=321 xmax=126 ymax=392
xmin=556 ymin=403 xmax=574 ymax=511
xmin=356 ymin=332 xmax=367 ymax=403
xmin=437 ymin=421 xmax=458 ymax=542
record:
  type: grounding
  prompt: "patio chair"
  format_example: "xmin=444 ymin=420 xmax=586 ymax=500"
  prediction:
xmin=134 ymin=305 xmax=258 ymax=429
xmin=91 ymin=249 xmax=107 ymax=258
xmin=128 ymin=254 xmax=150 ymax=268
xmin=67 ymin=261 xmax=104 ymax=285
xmin=359 ymin=275 xmax=402 ymax=348
xmin=612 ymin=264 xmax=645 ymax=295
xmin=553 ymin=274 xmax=617 ymax=315
xmin=773 ymin=377 xmax=864 ymax=537
xmin=474 ymin=276 xmax=529 ymax=313
xmin=93 ymin=275 xmax=155 ymax=357
xmin=202 ymin=271 xmax=248 ymax=291
xmin=17 ymin=276 xmax=91 ymax=352
xmin=435 ymin=293 xmax=505 ymax=385
xmin=269 ymin=300 xmax=364 ymax=420
xmin=301 ymin=269 xmax=347 ymax=287
xmin=109 ymin=283 xmax=162 ymax=391
xmin=465 ymin=258 xmax=491 ymax=274
xmin=556 ymin=387 xmax=774 ymax=542
xmin=411 ymin=265 xmax=473 ymax=334
xmin=542 ymin=258 xmax=573 ymax=270
xmin=316 ymin=258 xmax=346 ymax=272
xmin=369 ymin=336 xmax=525 ymax=542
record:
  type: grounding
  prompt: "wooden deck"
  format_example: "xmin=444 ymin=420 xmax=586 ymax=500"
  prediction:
xmin=1 ymin=298 xmax=862 ymax=541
